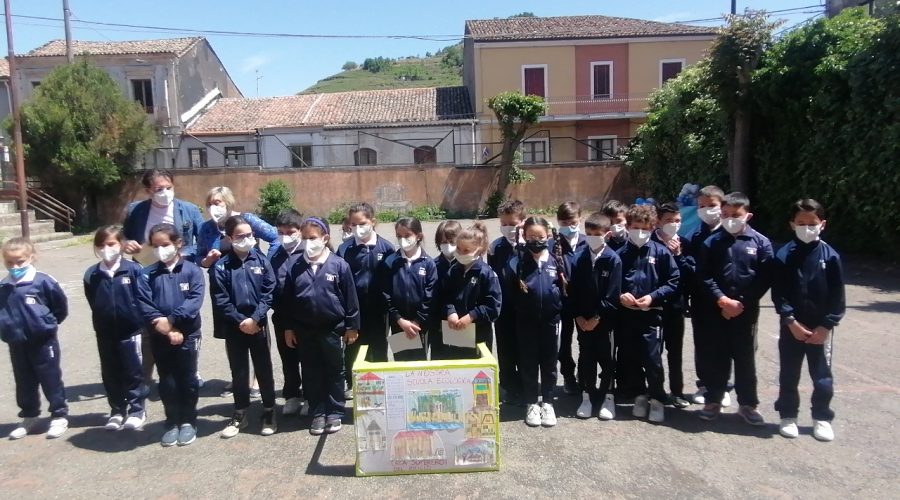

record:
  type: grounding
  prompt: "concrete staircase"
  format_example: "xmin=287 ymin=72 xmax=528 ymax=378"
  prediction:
xmin=0 ymin=201 xmax=74 ymax=244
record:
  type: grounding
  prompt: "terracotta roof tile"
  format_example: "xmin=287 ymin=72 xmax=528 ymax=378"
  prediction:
xmin=187 ymin=86 xmax=474 ymax=133
xmin=465 ymin=15 xmax=716 ymax=42
xmin=22 ymin=37 xmax=203 ymax=58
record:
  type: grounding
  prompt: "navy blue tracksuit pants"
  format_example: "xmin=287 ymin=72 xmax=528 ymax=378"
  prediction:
xmin=619 ymin=309 xmax=667 ymax=403
xmin=298 ymin=328 xmax=346 ymax=420
xmin=577 ymin=325 xmax=616 ymax=402
xmin=97 ymin=333 xmax=144 ymax=417
xmin=706 ymin=318 xmax=759 ymax=408
xmin=774 ymin=327 xmax=835 ymax=421
xmin=517 ymin=322 xmax=560 ymax=404
xmin=9 ymin=336 xmax=68 ymax=419
xmin=225 ymin=325 xmax=276 ymax=410
xmin=558 ymin=311 xmax=577 ymax=384
xmin=495 ymin=312 xmax=521 ymax=397
xmin=274 ymin=324 xmax=302 ymax=400
xmin=662 ymin=307 xmax=685 ymax=397
xmin=151 ymin=331 xmax=200 ymax=426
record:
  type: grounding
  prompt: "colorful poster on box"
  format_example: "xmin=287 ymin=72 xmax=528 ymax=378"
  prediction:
xmin=353 ymin=345 xmax=500 ymax=476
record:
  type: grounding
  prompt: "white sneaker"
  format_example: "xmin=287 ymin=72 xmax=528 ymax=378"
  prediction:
xmin=525 ymin=404 xmax=541 ymax=427
xmin=692 ymin=387 xmax=706 ymax=405
xmin=598 ymin=394 xmax=616 ymax=421
xmin=123 ymin=412 xmax=146 ymax=430
xmin=721 ymin=391 xmax=732 ymax=408
xmin=648 ymin=399 xmax=665 ymax=423
xmin=105 ymin=415 xmax=124 ymax=431
xmin=541 ymin=403 xmax=557 ymax=427
xmin=283 ymin=397 xmax=304 ymax=415
xmin=220 ymin=411 xmax=248 ymax=439
xmin=47 ymin=418 xmax=68 ymax=439
xmin=632 ymin=395 xmax=649 ymax=418
xmin=576 ymin=393 xmax=592 ymax=418
xmin=8 ymin=417 xmax=39 ymax=440
xmin=779 ymin=418 xmax=799 ymax=439
xmin=813 ymin=420 xmax=834 ymax=442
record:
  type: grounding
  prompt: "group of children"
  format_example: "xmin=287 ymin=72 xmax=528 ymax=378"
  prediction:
xmin=0 ymin=187 xmax=845 ymax=445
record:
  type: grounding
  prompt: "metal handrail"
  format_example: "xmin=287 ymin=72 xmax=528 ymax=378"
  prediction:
xmin=0 ymin=181 xmax=75 ymax=232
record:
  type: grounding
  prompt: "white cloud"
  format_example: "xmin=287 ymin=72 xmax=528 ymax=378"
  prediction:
xmin=239 ymin=53 xmax=274 ymax=74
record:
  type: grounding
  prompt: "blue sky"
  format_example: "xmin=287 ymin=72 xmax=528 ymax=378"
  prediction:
xmin=5 ymin=0 xmax=826 ymax=97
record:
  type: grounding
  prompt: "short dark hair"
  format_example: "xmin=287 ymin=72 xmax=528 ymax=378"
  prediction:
xmin=348 ymin=202 xmax=375 ymax=220
xmin=556 ymin=201 xmax=581 ymax=221
xmin=601 ymin=200 xmax=627 ymax=218
xmin=497 ymin=199 xmax=526 ymax=218
xmin=275 ymin=209 xmax=304 ymax=229
xmin=584 ymin=212 xmax=612 ymax=232
xmin=148 ymin=223 xmax=181 ymax=244
xmin=724 ymin=192 xmax=751 ymax=210
xmin=435 ymin=220 xmax=462 ymax=247
xmin=223 ymin=215 xmax=249 ymax=237
xmin=789 ymin=198 xmax=825 ymax=220
xmin=395 ymin=216 xmax=423 ymax=239
xmin=141 ymin=168 xmax=174 ymax=188
xmin=656 ymin=202 xmax=680 ymax=218
xmin=698 ymin=185 xmax=725 ymax=202
xmin=626 ymin=204 xmax=657 ymax=226
xmin=93 ymin=225 xmax=125 ymax=247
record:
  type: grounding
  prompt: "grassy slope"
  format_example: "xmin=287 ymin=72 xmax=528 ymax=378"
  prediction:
xmin=300 ymin=56 xmax=462 ymax=94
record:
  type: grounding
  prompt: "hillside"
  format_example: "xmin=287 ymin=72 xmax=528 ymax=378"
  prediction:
xmin=300 ymin=46 xmax=463 ymax=94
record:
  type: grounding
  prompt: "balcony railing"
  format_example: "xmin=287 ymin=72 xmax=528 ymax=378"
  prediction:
xmin=541 ymin=93 xmax=651 ymax=118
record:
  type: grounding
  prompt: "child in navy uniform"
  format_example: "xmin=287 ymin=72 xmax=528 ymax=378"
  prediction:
xmin=213 ymin=216 xmax=278 ymax=439
xmin=505 ymin=217 xmax=569 ymax=427
xmin=488 ymin=200 xmax=526 ymax=403
xmin=84 ymin=226 xmax=147 ymax=432
xmin=271 ymin=209 xmax=306 ymax=416
xmin=379 ymin=217 xmax=437 ymax=361
xmin=555 ymin=202 xmax=587 ymax=395
xmin=0 ymin=238 xmax=69 ymax=440
xmin=431 ymin=220 xmax=462 ymax=360
xmin=772 ymin=199 xmax=845 ymax=442
xmin=337 ymin=202 xmax=394 ymax=393
xmin=617 ymin=204 xmax=680 ymax=423
xmin=569 ymin=213 xmax=622 ymax=421
xmin=137 ymin=223 xmax=206 ymax=447
xmin=284 ymin=217 xmax=360 ymax=435
xmin=601 ymin=200 xmax=629 ymax=252
xmin=697 ymin=192 xmax=773 ymax=425
xmin=442 ymin=222 xmax=501 ymax=360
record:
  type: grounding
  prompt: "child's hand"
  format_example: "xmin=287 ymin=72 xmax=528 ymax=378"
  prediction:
xmin=285 ymin=330 xmax=298 ymax=348
xmin=787 ymin=320 xmax=813 ymax=342
xmin=123 ymin=240 xmax=142 ymax=254
xmin=168 ymin=330 xmax=184 ymax=346
xmin=580 ymin=316 xmax=600 ymax=331
xmin=717 ymin=297 xmax=744 ymax=317
xmin=620 ymin=293 xmax=636 ymax=307
xmin=239 ymin=318 xmax=260 ymax=335
xmin=202 ymin=249 xmax=222 ymax=267
xmin=666 ymin=238 xmax=682 ymax=256
xmin=457 ymin=314 xmax=473 ymax=329
xmin=635 ymin=295 xmax=653 ymax=310
xmin=575 ymin=316 xmax=588 ymax=331
xmin=398 ymin=319 xmax=421 ymax=339
xmin=344 ymin=329 xmax=360 ymax=344
xmin=806 ymin=326 xmax=831 ymax=345
xmin=153 ymin=317 xmax=172 ymax=334
xmin=448 ymin=313 xmax=460 ymax=330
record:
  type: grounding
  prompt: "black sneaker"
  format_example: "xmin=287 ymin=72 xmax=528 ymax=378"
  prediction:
xmin=309 ymin=416 xmax=326 ymax=436
xmin=325 ymin=417 xmax=342 ymax=434
xmin=670 ymin=394 xmax=691 ymax=409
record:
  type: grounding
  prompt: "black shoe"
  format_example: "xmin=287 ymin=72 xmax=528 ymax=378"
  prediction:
xmin=325 ymin=417 xmax=342 ymax=434
xmin=563 ymin=379 xmax=580 ymax=395
xmin=309 ymin=416 xmax=326 ymax=436
xmin=670 ymin=394 xmax=691 ymax=409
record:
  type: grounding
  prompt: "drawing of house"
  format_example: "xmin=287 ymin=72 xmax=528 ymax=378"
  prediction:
xmin=390 ymin=431 xmax=445 ymax=461
xmin=358 ymin=418 xmax=386 ymax=452
xmin=355 ymin=372 xmax=385 ymax=410
xmin=407 ymin=390 xmax=463 ymax=430
xmin=455 ymin=438 xmax=496 ymax=466
xmin=472 ymin=370 xmax=493 ymax=408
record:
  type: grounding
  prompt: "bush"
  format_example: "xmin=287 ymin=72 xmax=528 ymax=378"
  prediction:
xmin=406 ymin=204 xmax=446 ymax=221
xmin=376 ymin=209 xmax=403 ymax=223
xmin=326 ymin=203 xmax=448 ymax=225
xmin=362 ymin=57 xmax=393 ymax=73
xmin=341 ymin=61 xmax=358 ymax=71
xmin=257 ymin=180 xmax=294 ymax=224
xmin=326 ymin=202 xmax=353 ymax=225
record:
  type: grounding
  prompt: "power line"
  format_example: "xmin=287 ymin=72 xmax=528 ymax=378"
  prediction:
xmin=775 ymin=12 xmax=825 ymax=37
xmin=672 ymin=4 xmax=825 ymax=24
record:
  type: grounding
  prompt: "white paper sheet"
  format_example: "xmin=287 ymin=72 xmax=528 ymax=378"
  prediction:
xmin=442 ymin=320 xmax=476 ymax=349
xmin=388 ymin=332 xmax=424 ymax=354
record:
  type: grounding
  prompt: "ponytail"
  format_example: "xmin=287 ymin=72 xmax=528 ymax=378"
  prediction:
xmin=515 ymin=226 xmax=528 ymax=294
xmin=550 ymin=227 xmax=569 ymax=297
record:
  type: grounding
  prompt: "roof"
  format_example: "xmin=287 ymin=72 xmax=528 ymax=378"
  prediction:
xmin=0 ymin=58 xmax=7 ymax=79
xmin=358 ymin=372 xmax=384 ymax=382
xmin=22 ymin=37 xmax=203 ymax=58
xmin=465 ymin=15 xmax=716 ymax=42
xmin=187 ymin=86 xmax=475 ymax=134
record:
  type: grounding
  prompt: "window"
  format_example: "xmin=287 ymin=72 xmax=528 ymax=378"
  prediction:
xmin=188 ymin=148 xmax=207 ymax=168
xmin=354 ymin=147 xmax=377 ymax=166
xmin=289 ymin=145 xmax=314 ymax=168
xmin=224 ymin=146 xmax=245 ymax=167
xmin=131 ymin=79 xmax=154 ymax=113
xmin=659 ymin=59 xmax=685 ymax=86
xmin=522 ymin=65 xmax=547 ymax=98
xmin=31 ymin=81 xmax=41 ymax=89
xmin=520 ymin=139 xmax=548 ymax=164
xmin=413 ymin=146 xmax=436 ymax=164
xmin=591 ymin=62 xmax=613 ymax=99
xmin=588 ymin=136 xmax=617 ymax=161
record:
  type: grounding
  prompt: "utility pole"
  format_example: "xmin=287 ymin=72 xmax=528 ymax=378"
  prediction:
xmin=4 ymin=0 xmax=30 ymax=237
xmin=63 ymin=0 xmax=74 ymax=63
xmin=255 ymin=69 xmax=263 ymax=97
xmin=731 ymin=0 xmax=737 ymax=15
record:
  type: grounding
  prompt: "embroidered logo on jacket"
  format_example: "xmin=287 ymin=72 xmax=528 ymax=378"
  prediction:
xmin=325 ymin=273 xmax=337 ymax=282
xmin=179 ymin=283 xmax=190 ymax=292
xmin=25 ymin=296 xmax=37 ymax=305
xmin=746 ymin=247 xmax=757 ymax=256
xmin=121 ymin=277 xmax=131 ymax=285
xmin=251 ymin=266 xmax=264 ymax=275
xmin=418 ymin=267 xmax=427 ymax=276
xmin=648 ymin=257 xmax=657 ymax=265
xmin=377 ymin=253 xmax=384 ymax=261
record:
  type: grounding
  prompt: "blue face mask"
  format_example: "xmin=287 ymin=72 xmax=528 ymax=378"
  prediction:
xmin=558 ymin=225 xmax=579 ymax=237
xmin=8 ymin=265 xmax=30 ymax=281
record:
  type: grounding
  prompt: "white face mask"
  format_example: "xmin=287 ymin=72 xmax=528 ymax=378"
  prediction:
xmin=399 ymin=236 xmax=418 ymax=253
xmin=456 ymin=253 xmax=476 ymax=266
xmin=661 ymin=222 xmax=681 ymax=238
xmin=281 ymin=234 xmax=301 ymax=249
xmin=341 ymin=231 xmax=354 ymax=242
xmin=611 ymin=223 xmax=627 ymax=239
xmin=152 ymin=187 xmax=175 ymax=206
xmin=304 ymin=238 xmax=326 ymax=259
xmin=208 ymin=204 xmax=228 ymax=223
xmin=500 ymin=225 xmax=517 ymax=244
xmin=628 ymin=229 xmax=651 ymax=247
xmin=154 ymin=244 xmax=178 ymax=263
xmin=585 ymin=235 xmax=606 ymax=253
xmin=354 ymin=224 xmax=373 ymax=241
xmin=98 ymin=245 xmax=122 ymax=263
xmin=698 ymin=207 xmax=721 ymax=226
xmin=722 ymin=216 xmax=747 ymax=235
xmin=439 ymin=243 xmax=456 ymax=259
xmin=794 ymin=224 xmax=822 ymax=244
xmin=232 ymin=236 xmax=256 ymax=253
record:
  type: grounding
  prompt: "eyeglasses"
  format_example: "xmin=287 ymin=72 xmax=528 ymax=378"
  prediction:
xmin=232 ymin=232 xmax=253 ymax=241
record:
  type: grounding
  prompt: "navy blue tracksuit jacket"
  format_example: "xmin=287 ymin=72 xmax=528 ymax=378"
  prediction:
xmin=282 ymin=252 xmax=361 ymax=333
xmin=138 ymin=260 xmax=205 ymax=334
xmin=378 ymin=250 xmax=437 ymax=329
xmin=441 ymin=258 xmax=502 ymax=351
xmin=0 ymin=272 xmax=69 ymax=344
xmin=617 ymin=240 xmax=680 ymax=311
xmin=271 ymin=245 xmax=304 ymax=331
xmin=211 ymin=248 xmax=275 ymax=333
xmin=569 ymin=245 xmax=622 ymax=325
xmin=698 ymin=226 xmax=774 ymax=322
xmin=772 ymin=239 xmax=845 ymax=329
xmin=84 ymin=259 xmax=145 ymax=339
xmin=336 ymin=235 xmax=394 ymax=314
